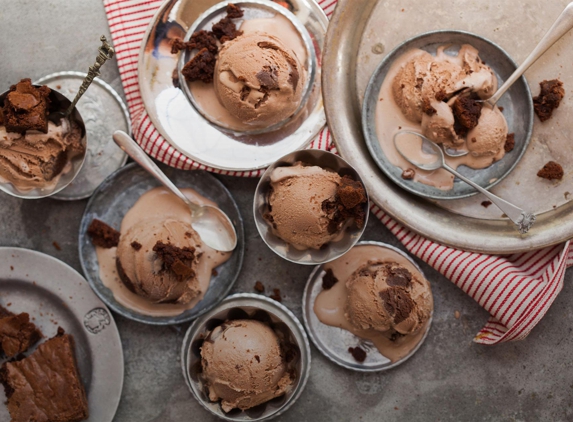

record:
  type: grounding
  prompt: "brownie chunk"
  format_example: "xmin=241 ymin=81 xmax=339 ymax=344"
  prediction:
xmin=452 ymin=96 xmax=483 ymax=130
xmin=181 ymin=48 xmax=217 ymax=83
xmin=153 ymin=241 xmax=196 ymax=281
xmin=2 ymin=79 xmax=51 ymax=134
xmin=348 ymin=346 xmax=367 ymax=362
xmin=212 ymin=4 xmax=244 ymax=43
xmin=322 ymin=175 xmax=368 ymax=233
xmin=533 ymin=79 xmax=565 ymax=122
xmin=170 ymin=30 xmax=218 ymax=54
xmin=504 ymin=133 xmax=515 ymax=152
xmin=322 ymin=268 xmax=339 ymax=290
xmin=0 ymin=327 xmax=89 ymax=422
xmin=0 ymin=308 xmax=42 ymax=357
xmin=379 ymin=287 xmax=415 ymax=325
xmin=537 ymin=161 xmax=564 ymax=181
xmin=87 ymin=219 xmax=120 ymax=248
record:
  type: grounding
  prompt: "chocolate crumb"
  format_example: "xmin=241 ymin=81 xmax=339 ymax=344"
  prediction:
xmin=212 ymin=4 xmax=244 ymax=43
xmin=401 ymin=168 xmax=415 ymax=180
xmin=504 ymin=133 xmax=515 ymax=152
xmin=181 ymin=48 xmax=216 ymax=83
xmin=537 ymin=161 xmax=564 ymax=181
xmin=533 ymin=79 xmax=564 ymax=122
xmin=421 ymin=98 xmax=436 ymax=116
xmin=254 ymin=355 xmax=260 ymax=363
xmin=322 ymin=268 xmax=338 ymax=290
xmin=498 ymin=106 xmax=504 ymax=112
xmin=348 ymin=346 xmax=367 ymax=362
xmin=254 ymin=281 xmax=265 ymax=293
xmin=10 ymin=266 xmax=13 ymax=271
xmin=211 ymin=269 xmax=218 ymax=277
xmin=130 ymin=241 xmax=142 ymax=251
xmin=270 ymin=288 xmax=282 ymax=302
xmin=153 ymin=241 xmax=196 ymax=281
xmin=52 ymin=241 xmax=61 ymax=251
xmin=481 ymin=201 xmax=492 ymax=208
xmin=87 ymin=219 xmax=120 ymax=248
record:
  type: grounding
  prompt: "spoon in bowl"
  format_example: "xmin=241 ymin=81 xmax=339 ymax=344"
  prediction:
xmin=112 ymin=130 xmax=238 ymax=252
xmin=394 ymin=130 xmax=535 ymax=234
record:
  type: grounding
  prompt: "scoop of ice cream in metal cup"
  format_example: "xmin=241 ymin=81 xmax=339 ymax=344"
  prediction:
xmin=0 ymin=36 xmax=114 ymax=199
xmin=177 ymin=0 xmax=316 ymax=136
xmin=181 ymin=293 xmax=311 ymax=421
xmin=254 ymin=149 xmax=370 ymax=265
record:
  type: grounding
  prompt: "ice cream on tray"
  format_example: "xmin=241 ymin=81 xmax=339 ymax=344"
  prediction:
xmin=174 ymin=3 xmax=309 ymax=132
xmin=376 ymin=45 xmax=509 ymax=190
xmin=200 ymin=319 xmax=295 ymax=412
xmin=314 ymin=244 xmax=433 ymax=362
xmin=89 ymin=187 xmax=231 ymax=316
xmin=0 ymin=78 xmax=84 ymax=193
xmin=264 ymin=162 xmax=367 ymax=250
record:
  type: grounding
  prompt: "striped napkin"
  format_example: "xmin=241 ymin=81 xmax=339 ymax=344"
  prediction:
xmin=103 ymin=0 xmax=572 ymax=344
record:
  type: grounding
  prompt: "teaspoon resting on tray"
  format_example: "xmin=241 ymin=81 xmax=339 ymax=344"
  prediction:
xmin=112 ymin=130 xmax=237 ymax=252
xmin=394 ymin=130 xmax=535 ymax=234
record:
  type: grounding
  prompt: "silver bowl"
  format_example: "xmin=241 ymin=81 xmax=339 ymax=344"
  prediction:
xmin=253 ymin=149 xmax=370 ymax=265
xmin=78 ymin=163 xmax=245 ymax=325
xmin=302 ymin=241 xmax=433 ymax=372
xmin=177 ymin=0 xmax=316 ymax=136
xmin=362 ymin=30 xmax=533 ymax=200
xmin=181 ymin=293 xmax=311 ymax=421
xmin=0 ymin=86 xmax=87 ymax=199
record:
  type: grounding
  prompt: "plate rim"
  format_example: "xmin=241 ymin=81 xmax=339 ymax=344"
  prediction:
xmin=0 ymin=246 xmax=124 ymax=422
xmin=78 ymin=162 xmax=245 ymax=325
xmin=322 ymin=0 xmax=573 ymax=254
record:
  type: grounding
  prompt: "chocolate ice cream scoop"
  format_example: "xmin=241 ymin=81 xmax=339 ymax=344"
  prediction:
xmin=200 ymin=319 xmax=294 ymax=412
xmin=116 ymin=217 xmax=203 ymax=304
xmin=214 ymin=32 xmax=305 ymax=129
xmin=345 ymin=261 xmax=432 ymax=335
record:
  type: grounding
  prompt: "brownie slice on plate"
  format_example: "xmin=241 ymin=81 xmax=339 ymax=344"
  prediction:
xmin=0 ymin=327 xmax=89 ymax=422
xmin=0 ymin=305 xmax=42 ymax=357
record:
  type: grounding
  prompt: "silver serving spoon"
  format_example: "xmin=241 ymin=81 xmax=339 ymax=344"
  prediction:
xmin=484 ymin=2 xmax=573 ymax=107
xmin=112 ymin=130 xmax=237 ymax=252
xmin=440 ymin=3 xmax=573 ymax=158
xmin=394 ymin=130 xmax=535 ymax=234
xmin=50 ymin=36 xmax=115 ymax=121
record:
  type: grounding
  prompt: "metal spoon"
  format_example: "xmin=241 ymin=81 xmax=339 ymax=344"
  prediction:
xmin=49 ymin=36 xmax=115 ymax=121
xmin=394 ymin=130 xmax=535 ymax=234
xmin=112 ymin=130 xmax=238 ymax=252
xmin=485 ymin=2 xmax=573 ymax=106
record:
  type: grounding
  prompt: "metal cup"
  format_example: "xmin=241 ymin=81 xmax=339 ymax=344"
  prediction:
xmin=181 ymin=293 xmax=311 ymax=421
xmin=253 ymin=149 xmax=370 ymax=265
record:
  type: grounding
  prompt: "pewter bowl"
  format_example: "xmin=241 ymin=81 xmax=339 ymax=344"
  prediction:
xmin=362 ymin=30 xmax=533 ymax=200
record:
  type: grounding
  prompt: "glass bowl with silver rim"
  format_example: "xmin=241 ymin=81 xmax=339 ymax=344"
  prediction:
xmin=181 ymin=293 xmax=311 ymax=421
xmin=0 ymin=86 xmax=87 ymax=199
xmin=302 ymin=240 xmax=434 ymax=372
xmin=177 ymin=0 xmax=316 ymax=136
xmin=253 ymin=149 xmax=370 ymax=265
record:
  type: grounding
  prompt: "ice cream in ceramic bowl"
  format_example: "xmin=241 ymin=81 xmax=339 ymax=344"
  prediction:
xmin=362 ymin=30 xmax=533 ymax=200
xmin=253 ymin=149 xmax=370 ymax=265
xmin=176 ymin=0 xmax=316 ymax=135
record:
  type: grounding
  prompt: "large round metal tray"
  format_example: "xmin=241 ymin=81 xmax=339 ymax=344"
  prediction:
xmin=323 ymin=0 xmax=573 ymax=254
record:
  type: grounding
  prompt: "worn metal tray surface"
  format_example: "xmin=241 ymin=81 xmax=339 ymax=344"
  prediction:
xmin=323 ymin=0 xmax=573 ymax=254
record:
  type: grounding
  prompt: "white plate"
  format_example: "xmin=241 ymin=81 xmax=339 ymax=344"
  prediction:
xmin=0 ymin=247 xmax=123 ymax=422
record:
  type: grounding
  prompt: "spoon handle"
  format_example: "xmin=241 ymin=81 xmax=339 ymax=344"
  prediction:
xmin=443 ymin=164 xmax=535 ymax=234
xmin=112 ymin=130 xmax=200 ymax=213
xmin=64 ymin=36 xmax=115 ymax=118
xmin=488 ymin=2 xmax=573 ymax=105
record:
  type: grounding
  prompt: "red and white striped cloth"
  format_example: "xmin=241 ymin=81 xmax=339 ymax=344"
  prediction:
xmin=103 ymin=0 xmax=572 ymax=344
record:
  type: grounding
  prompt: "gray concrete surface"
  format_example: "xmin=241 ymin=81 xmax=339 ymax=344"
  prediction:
xmin=1 ymin=1 xmax=572 ymax=421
